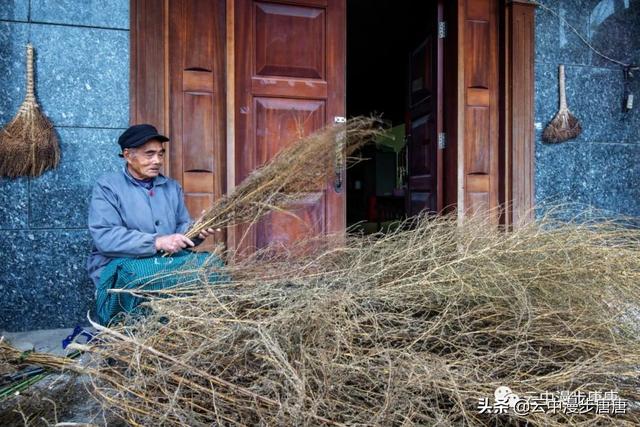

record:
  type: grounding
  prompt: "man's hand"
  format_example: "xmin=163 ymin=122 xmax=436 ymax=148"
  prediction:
xmin=197 ymin=228 xmax=217 ymax=240
xmin=155 ymin=234 xmax=194 ymax=254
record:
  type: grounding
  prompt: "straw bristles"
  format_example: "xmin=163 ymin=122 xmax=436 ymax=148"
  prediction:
xmin=79 ymin=213 xmax=640 ymax=426
xmin=185 ymin=117 xmax=383 ymax=240
xmin=0 ymin=106 xmax=60 ymax=178
xmin=542 ymin=109 xmax=582 ymax=143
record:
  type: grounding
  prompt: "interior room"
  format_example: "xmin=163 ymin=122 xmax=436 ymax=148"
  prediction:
xmin=346 ymin=0 xmax=437 ymax=233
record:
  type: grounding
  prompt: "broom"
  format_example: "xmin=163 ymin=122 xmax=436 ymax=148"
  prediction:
xmin=0 ymin=339 xmax=75 ymax=372
xmin=185 ymin=117 xmax=383 ymax=240
xmin=543 ymin=64 xmax=582 ymax=143
xmin=0 ymin=44 xmax=60 ymax=178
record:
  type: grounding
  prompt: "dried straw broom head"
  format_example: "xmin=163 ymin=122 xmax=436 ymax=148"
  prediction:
xmin=0 ymin=44 xmax=60 ymax=178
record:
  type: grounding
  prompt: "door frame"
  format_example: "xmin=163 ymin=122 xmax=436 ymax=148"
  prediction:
xmin=129 ymin=0 xmax=536 ymax=230
xmin=501 ymin=0 xmax=536 ymax=228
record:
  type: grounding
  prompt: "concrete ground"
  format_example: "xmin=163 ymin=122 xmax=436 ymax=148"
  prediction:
xmin=0 ymin=328 xmax=123 ymax=426
xmin=1 ymin=327 xmax=95 ymax=357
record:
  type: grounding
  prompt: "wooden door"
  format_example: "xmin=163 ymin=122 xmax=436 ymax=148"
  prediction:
xmin=457 ymin=0 xmax=499 ymax=222
xmin=406 ymin=0 xmax=444 ymax=216
xmin=168 ymin=0 xmax=226 ymax=224
xmin=130 ymin=0 xmax=227 ymax=248
xmin=131 ymin=0 xmax=511 ymax=237
xmin=503 ymin=1 xmax=536 ymax=228
xmin=233 ymin=0 xmax=346 ymax=252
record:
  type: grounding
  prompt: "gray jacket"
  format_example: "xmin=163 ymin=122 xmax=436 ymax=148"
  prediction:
xmin=86 ymin=165 xmax=192 ymax=286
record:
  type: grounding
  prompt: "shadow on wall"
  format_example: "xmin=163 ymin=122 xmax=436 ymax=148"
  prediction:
xmin=589 ymin=0 xmax=640 ymax=67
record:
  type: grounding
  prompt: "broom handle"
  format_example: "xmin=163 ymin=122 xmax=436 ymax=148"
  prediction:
xmin=25 ymin=44 xmax=36 ymax=104
xmin=559 ymin=65 xmax=567 ymax=111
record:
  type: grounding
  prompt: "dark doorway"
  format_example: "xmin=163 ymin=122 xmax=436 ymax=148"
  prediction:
xmin=346 ymin=0 xmax=442 ymax=233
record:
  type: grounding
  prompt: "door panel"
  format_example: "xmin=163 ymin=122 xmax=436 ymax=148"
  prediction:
xmin=234 ymin=0 xmax=345 ymax=253
xmin=410 ymin=39 xmax=433 ymax=107
xmin=409 ymin=116 xmax=432 ymax=179
xmin=465 ymin=22 xmax=491 ymax=88
xmin=254 ymin=98 xmax=326 ymax=165
xmin=168 ymin=0 xmax=226 ymax=228
xmin=406 ymin=0 xmax=444 ymax=217
xmin=257 ymin=193 xmax=325 ymax=248
xmin=183 ymin=0 xmax=217 ymax=71
xmin=186 ymin=194 xmax=215 ymax=223
xmin=130 ymin=0 xmax=226 ymax=250
xmin=255 ymin=3 xmax=326 ymax=79
xmin=182 ymin=94 xmax=215 ymax=172
xmin=458 ymin=0 xmax=499 ymax=221
xmin=465 ymin=107 xmax=490 ymax=174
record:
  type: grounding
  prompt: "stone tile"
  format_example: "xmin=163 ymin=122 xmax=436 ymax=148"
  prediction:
xmin=536 ymin=0 xmax=591 ymax=66
xmin=0 ymin=24 xmax=30 ymax=230
xmin=29 ymin=127 xmax=124 ymax=228
xmin=534 ymin=61 xmax=558 ymax=126
xmin=535 ymin=1 xmax=640 ymax=222
xmin=0 ymin=21 xmax=28 ymax=124
xmin=0 ymin=23 xmax=129 ymax=128
xmin=588 ymin=0 xmax=640 ymax=68
xmin=589 ymin=142 xmax=640 ymax=218
xmin=563 ymin=64 xmax=629 ymax=142
xmin=0 ymin=176 xmax=29 ymax=229
xmin=28 ymin=23 xmax=129 ymax=128
xmin=535 ymin=137 xmax=593 ymax=219
xmin=538 ymin=63 xmax=636 ymax=143
xmin=30 ymin=0 xmax=129 ymax=29
xmin=0 ymin=230 xmax=95 ymax=332
xmin=0 ymin=0 xmax=29 ymax=21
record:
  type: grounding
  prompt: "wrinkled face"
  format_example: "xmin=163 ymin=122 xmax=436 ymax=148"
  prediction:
xmin=123 ymin=140 xmax=165 ymax=180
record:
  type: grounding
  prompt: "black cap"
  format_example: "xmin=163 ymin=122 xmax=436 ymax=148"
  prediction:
xmin=118 ymin=124 xmax=169 ymax=157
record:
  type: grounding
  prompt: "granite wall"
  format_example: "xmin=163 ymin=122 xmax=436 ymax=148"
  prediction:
xmin=535 ymin=0 xmax=640 ymax=219
xmin=0 ymin=0 xmax=129 ymax=331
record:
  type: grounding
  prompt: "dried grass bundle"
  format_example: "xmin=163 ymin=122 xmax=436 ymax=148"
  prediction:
xmin=0 ymin=44 xmax=60 ymax=178
xmin=74 ymin=213 xmax=640 ymax=426
xmin=543 ymin=65 xmax=582 ymax=143
xmin=0 ymin=339 xmax=73 ymax=372
xmin=184 ymin=117 xmax=383 ymax=240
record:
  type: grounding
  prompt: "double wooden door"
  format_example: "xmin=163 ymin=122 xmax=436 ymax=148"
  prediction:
xmin=404 ymin=0 xmax=500 ymax=221
xmin=132 ymin=0 xmax=346 ymax=252
xmin=131 ymin=0 xmax=507 ymax=250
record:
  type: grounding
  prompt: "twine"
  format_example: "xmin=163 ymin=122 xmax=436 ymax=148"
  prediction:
xmin=19 ymin=44 xmax=38 ymax=114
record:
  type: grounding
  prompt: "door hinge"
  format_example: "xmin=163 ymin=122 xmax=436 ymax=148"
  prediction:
xmin=334 ymin=116 xmax=346 ymax=124
xmin=438 ymin=132 xmax=446 ymax=149
xmin=438 ymin=21 xmax=447 ymax=39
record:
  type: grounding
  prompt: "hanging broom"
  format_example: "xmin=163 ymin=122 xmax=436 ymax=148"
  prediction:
xmin=0 ymin=44 xmax=60 ymax=178
xmin=543 ymin=64 xmax=582 ymax=143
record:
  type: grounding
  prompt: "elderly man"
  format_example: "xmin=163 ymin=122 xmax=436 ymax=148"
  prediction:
xmin=87 ymin=124 xmax=218 ymax=324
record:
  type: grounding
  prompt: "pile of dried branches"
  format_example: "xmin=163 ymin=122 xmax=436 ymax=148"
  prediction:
xmin=74 ymin=213 xmax=640 ymax=426
xmin=185 ymin=116 xmax=383 ymax=240
xmin=0 ymin=339 xmax=74 ymax=372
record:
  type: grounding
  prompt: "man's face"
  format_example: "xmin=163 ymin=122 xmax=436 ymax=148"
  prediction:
xmin=123 ymin=140 xmax=165 ymax=180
